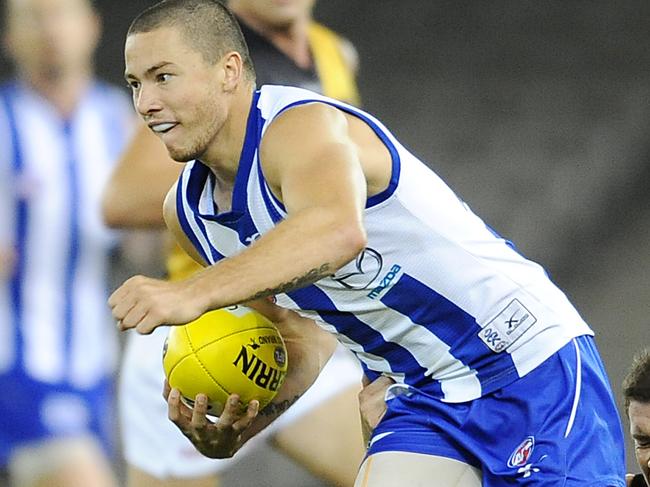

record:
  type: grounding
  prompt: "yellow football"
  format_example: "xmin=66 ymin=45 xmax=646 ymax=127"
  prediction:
xmin=162 ymin=305 xmax=288 ymax=416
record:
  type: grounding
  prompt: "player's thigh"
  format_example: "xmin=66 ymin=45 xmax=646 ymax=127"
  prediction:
xmin=272 ymin=383 xmax=365 ymax=486
xmin=8 ymin=436 xmax=116 ymax=487
xmin=355 ymin=451 xmax=481 ymax=487
xmin=127 ymin=465 xmax=219 ymax=487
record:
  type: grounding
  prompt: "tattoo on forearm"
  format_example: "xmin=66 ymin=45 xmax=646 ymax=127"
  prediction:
xmin=243 ymin=263 xmax=331 ymax=301
xmin=259 ymin=394 xmax=302 ymax=417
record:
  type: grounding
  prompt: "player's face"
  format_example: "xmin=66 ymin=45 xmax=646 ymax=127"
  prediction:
xmin=629 ymin=400 xmax=650 ymax=485
xmin=4 ymin=0 xmax=99 ymax=79
xmin=124 ymin=27 xmax=227 ymax=162
xmin=230 ymin=0 xmax=315 ymax=28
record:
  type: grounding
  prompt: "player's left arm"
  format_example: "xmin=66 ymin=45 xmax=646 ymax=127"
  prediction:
xmin=166 ymin=304 xmax=338 ymax=459
xmin=160 ymin=180 xmax=344 ymax=453
xmin=110 ymin=102 xmax=369 ymax=334
xmin=358 ymin=374 xmax=395 ymax=445
xmin=237 ymin=306 xmax=338 ymax=440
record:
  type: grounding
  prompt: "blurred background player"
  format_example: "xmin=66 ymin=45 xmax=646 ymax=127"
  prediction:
xmin=623 ymin=349 xmax=650 ymax=487
xmin=102 ymin=0 xmax=364 ymax=486
xmin=0 ymin=0 xmax=134 ymax=485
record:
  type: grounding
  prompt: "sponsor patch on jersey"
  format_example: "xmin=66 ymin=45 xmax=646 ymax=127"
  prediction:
xmin=367 ymin=264 xmax=402 ymax=299
xmin=479 ymin=299 xmax=537 ymax=353
xmin=333 ymin=247 xmax=383 ymax=290
xmin=507 ymin=436 xmax=535 ymax=468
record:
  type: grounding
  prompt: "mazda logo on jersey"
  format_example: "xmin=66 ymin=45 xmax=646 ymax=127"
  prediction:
xmin=332 ymin=247 xmax=383 ymax=290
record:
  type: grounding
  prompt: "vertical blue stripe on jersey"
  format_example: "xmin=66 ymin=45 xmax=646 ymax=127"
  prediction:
xmin=288 ymin=285 xmax=442 ymax=396
xmin=175 ymin=170 xmax=207 ymax=262
xmin=176 ymin=170 xmax=206 ymax=261
xmin=273 ymin=99 xmax=401 ymax=209
xmin=197 ymin=92 xmax=264 ymax=246
xmin=252 ymin=109 xmax=284 ymax=224
xmin=257 ymin=163 xmax=284 ymax=224
xmin=176 ymin=165 xmax=218 ymax=264
xmin=187 ymin=92 xmax=267 ymax=248
xmin=230 ymin=90 xmax=260 ymax=216
xmin=381 ymin=273 xmax=517 ymax=391
xmin=62 ymin=121 xmax=80 ymax=379
xmin=188 ymin=165 xmax=223 ymax=262
xmin=1 ymin=85 xmax=25 ymax=371
xmin=186 ymin=161 xmax=210 ymax=210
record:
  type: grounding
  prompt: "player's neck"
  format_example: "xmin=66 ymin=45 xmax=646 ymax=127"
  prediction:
xmin=201 ymin=86 xmax=254 ymax=185
xmin=21 ymin=67 xmax=93 ymax=118
xmin=237 ymin=13 xmax=312 ymax=69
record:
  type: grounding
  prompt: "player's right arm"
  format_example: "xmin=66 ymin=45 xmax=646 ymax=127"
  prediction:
xmin=102 ymin=122 xmax=183 ymax=229
xmin=163 ymin=186 xmax=339 ymax=457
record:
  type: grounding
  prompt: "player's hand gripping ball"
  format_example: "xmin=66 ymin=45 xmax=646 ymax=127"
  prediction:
xmin=162 ymin=305 xmax=288 ymax=416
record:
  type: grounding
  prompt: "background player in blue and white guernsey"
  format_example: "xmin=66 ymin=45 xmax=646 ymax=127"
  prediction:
xmin=110 ymin=1 xmax=627 ymax=485
xmin=0 ymin=0 xmax=133 ymax=485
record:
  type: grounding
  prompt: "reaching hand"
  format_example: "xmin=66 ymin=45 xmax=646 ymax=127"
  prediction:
xmin=358 ymin=375 xmax=395 ymax=446
xmin=108 ymin=275 xmax=207 ymax=334
xmin=164 ymin=380 xmax=260 ymax=459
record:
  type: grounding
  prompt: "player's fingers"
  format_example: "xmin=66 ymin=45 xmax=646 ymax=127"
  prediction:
xmin=232 ymin=399 xmax=259 ymax=433
xmin=114 ymin=302 xmax=147 ymax=331
xmin=109 ymin=296 xmax=137 ymax=324
xmin=190 ymin=394 xmax=210 ymax=430
xmin=107 ymin=284 xmax=129 ymax=308
xmin=359 ymin=375 xmax=394 ymax=408
xmin=162 ymin=379 xmax=171 ymax=400
xmin=368 ymin=375 xmax=395 ymax=392
xmin=246 ymin=399 xmax=260 ymax=417
xmin=167 ymin=388 xmax=190 ymax=428
xmin=216 ymin=395 xmax=242 ymax=429
xmin=122 ymin=303 xmax=150 ymax=332
xmin=108 ymin=276 xmax=145 ymax=308
xmin=134 ymin=311 xmax=159 ymax=335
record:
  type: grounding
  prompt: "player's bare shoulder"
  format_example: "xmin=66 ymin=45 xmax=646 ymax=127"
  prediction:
xmin=260 ymin=102 xmax=390 ymax=199
xmin=258 ymin=102 xmax=350 ymax=187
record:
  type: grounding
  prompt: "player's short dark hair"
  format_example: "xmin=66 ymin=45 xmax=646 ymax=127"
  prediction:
xmin=623 ymin=349 xmax=650 ymax=411
xmin=128 ymin=0 xmax=255 ymax=81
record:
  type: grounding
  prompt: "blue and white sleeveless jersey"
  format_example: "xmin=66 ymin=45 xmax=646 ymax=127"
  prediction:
xmin=176 ymin=85 xmax=593 ymax=403
xmin=0 ymin=81 xmax=132 ymax=389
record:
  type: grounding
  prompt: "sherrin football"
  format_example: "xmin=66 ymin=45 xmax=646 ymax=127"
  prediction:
xmin=162 ymin=305 xmax=288 ymax=416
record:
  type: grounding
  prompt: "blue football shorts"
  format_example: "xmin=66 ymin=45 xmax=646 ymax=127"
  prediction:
xmin=0 ymin=370 xmax=115 ymax=467
xmin=367 ymin=335 xmax=626 ymax=486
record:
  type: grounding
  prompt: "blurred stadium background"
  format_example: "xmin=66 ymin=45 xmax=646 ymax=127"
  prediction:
xmin=2 ymin=0 xmax=648 ymax=484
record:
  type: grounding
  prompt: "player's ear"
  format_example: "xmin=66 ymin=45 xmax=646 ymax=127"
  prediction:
xmin=221 ymin=51 xmax=244 ymax=92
